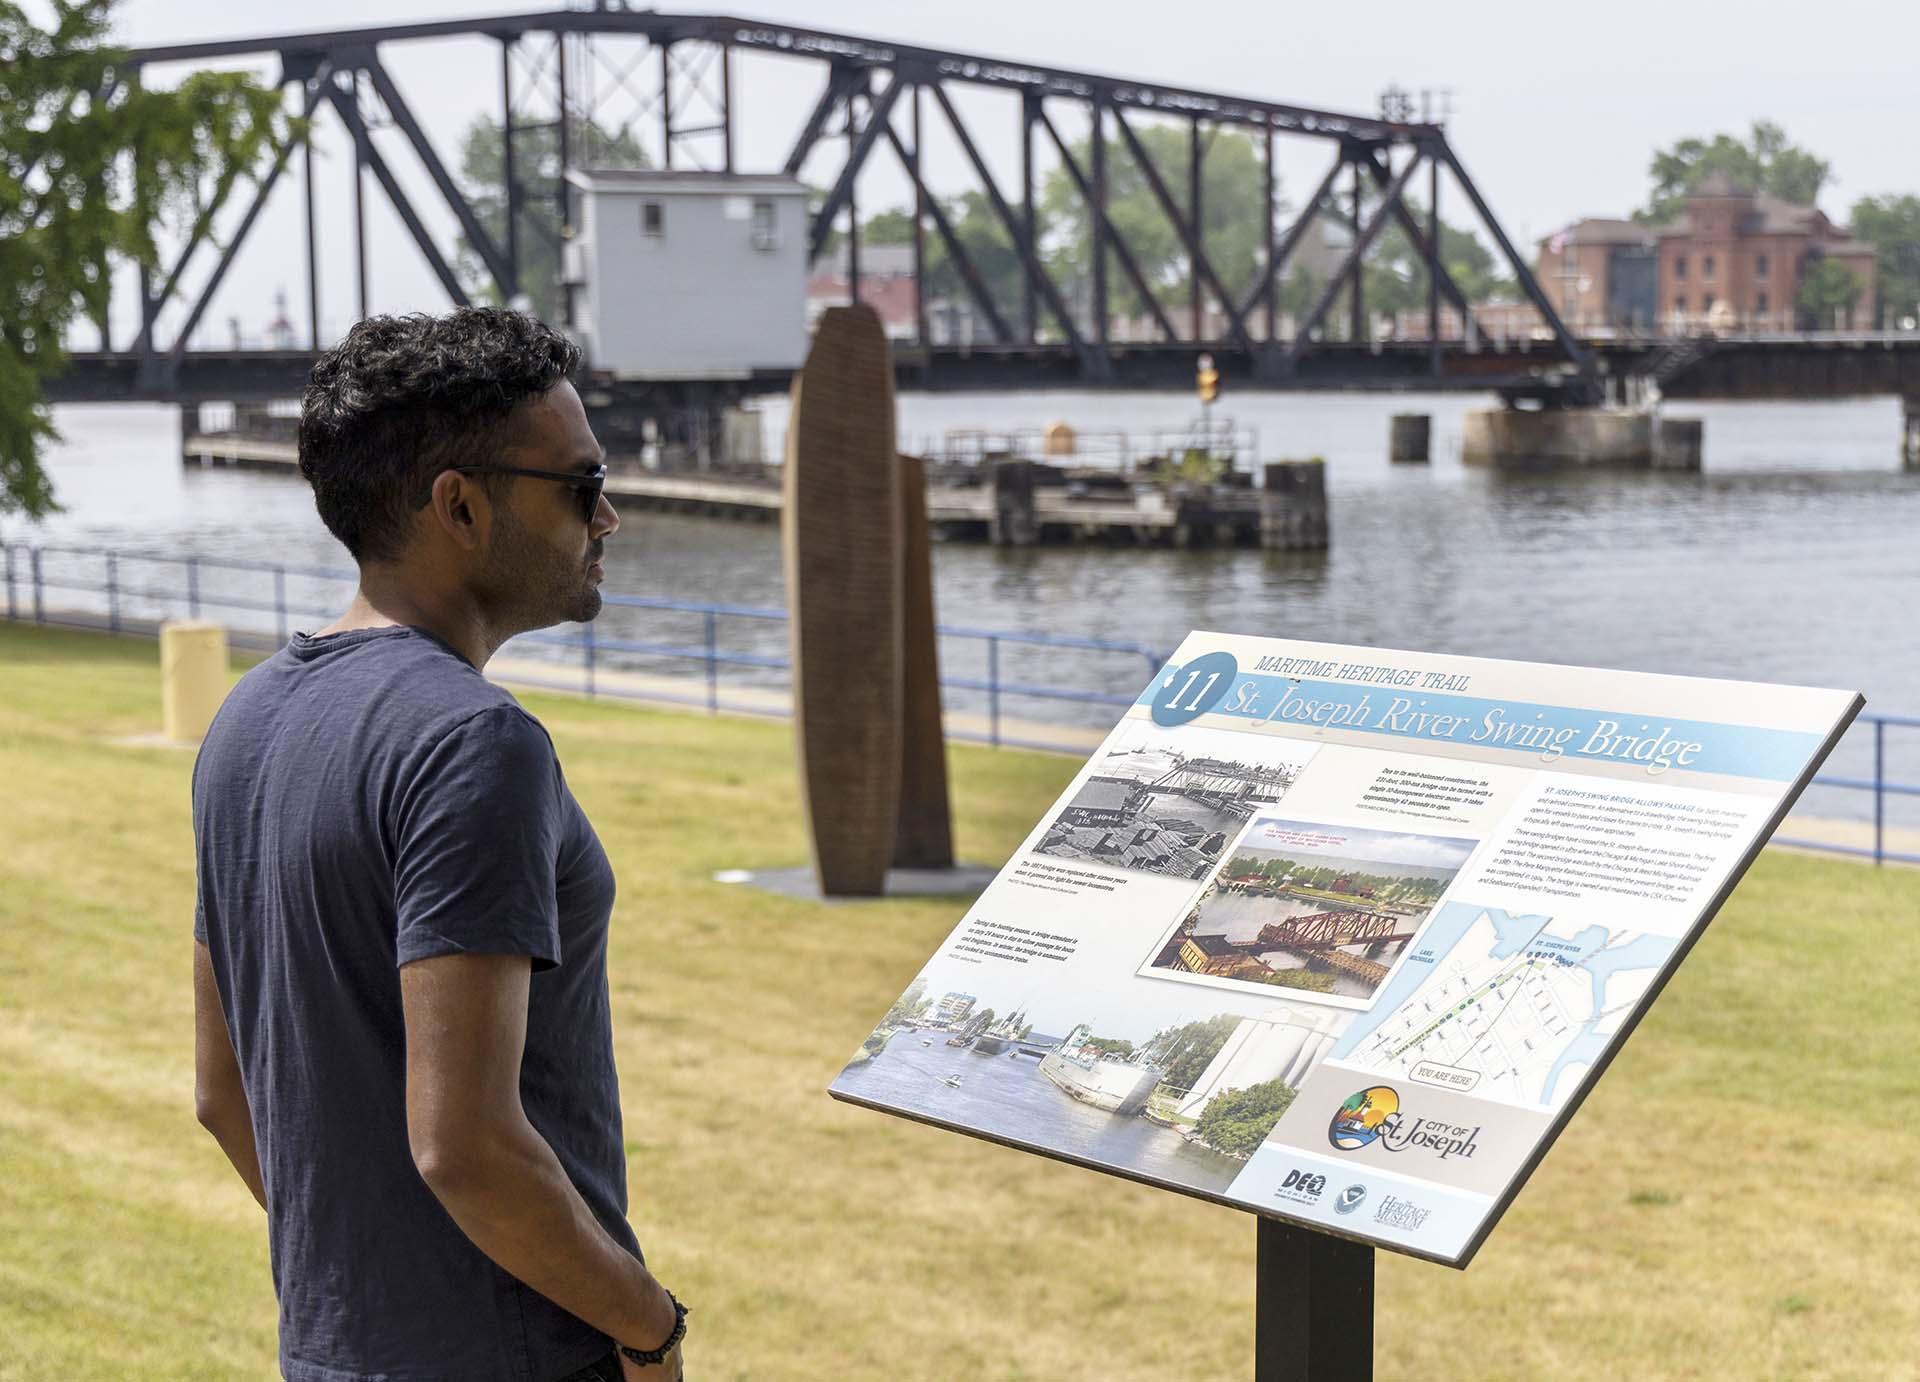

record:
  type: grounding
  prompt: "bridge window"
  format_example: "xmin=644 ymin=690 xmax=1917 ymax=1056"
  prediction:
xmin=1674 ymin=255 xmax=1688 ymax=280
xmin=1703 ymin=255 xmax=1716 ymax=280
xmin=1755 ymin=253 xmax=1770 ymax=278
xmin=642 ymin=201 xmax=665 ymax=238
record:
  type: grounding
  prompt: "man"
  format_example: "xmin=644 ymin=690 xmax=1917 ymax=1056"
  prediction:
xmin=191 ymin=308 xmax=685 ymax=1380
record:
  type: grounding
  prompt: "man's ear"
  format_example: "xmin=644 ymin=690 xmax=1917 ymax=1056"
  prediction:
xmin=426 ymin=470 xmax=490 ymax=553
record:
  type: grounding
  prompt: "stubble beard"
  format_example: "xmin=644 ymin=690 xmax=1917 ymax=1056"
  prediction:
xmin=482 ymin=504 xmax=602 ymax=630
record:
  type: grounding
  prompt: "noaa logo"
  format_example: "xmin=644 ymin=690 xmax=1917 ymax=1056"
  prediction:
xmin=1329 ymin=1085 xmax=1400 ymax=1151
xmin=1333 ymin=1184 xmax=1368 ymax=1215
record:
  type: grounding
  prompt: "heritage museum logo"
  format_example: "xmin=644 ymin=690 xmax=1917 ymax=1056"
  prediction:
xmin=1372 ymin=1194 xmax=1433 ymax=1232
xmin=1328 ymin=1085 xmax=1481 ymax=1161
xmin=1333 ymin=1184 xmax=1369 ymax=1215
xmin=1274 ymin=1169 xmax=1328 ymax=1206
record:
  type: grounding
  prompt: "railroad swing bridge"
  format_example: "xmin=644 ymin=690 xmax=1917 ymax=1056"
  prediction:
xmin=55 ymin=4 xmax=1609 ymax=415
xmin=1178 ymin=908 xmax=1417 ymax=989
xmin=46 ymin=5 xmax=1920 ymax=473
xmin=1142 ymin=756 xmax=1297 ymax=815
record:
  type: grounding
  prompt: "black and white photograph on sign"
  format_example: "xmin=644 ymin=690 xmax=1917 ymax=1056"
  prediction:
xmin=1031 ymin=721 xmax=1318 ymax=882
xmin=1141 ymin=817 xmax=1480 ymax=1008
xmin=831 ymin=958 xmax=1350 ymax=1196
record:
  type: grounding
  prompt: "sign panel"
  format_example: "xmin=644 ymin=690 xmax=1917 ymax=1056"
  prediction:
xmin=828 ymin=634 xmax=1861 ymax=1266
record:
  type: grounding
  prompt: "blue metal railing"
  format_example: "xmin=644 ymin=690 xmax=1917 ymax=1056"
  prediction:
xmin=4 ymin=539 xmax=1914 ymax=867
xmin=1 ymin=541 xmax=1163 ymax=756
xmin=1771 ymin=712 xmax=1920 ymax=867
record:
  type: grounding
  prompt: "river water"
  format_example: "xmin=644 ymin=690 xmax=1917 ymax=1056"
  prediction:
xmin=8 ymin=391 xmax=1915 ymax=825
xmin=832 ymin=1029 xmax=1243 ymax=1194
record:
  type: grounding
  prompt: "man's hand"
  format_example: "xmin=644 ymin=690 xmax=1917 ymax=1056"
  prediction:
xmin=619 ymin=1342 xmax=683 ymax=1381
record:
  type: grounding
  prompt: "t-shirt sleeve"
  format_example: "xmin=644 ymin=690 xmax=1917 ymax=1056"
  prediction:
xmin=392 ymin=705 xmax=565 ymax=970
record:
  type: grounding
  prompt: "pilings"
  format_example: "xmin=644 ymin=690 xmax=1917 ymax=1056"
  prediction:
xmin=989 ymin=458 xmax=1040 ymax=546
xmin=1462 ymin=408 xmax=1703 ymax=471
xmin=1260 ymin=461 xmax=1329 ymax=550
xmin=1652 ymin=418 xmax=1703 ymax=471
xmin=1389 ymin=413 xmax=1431 ymax=463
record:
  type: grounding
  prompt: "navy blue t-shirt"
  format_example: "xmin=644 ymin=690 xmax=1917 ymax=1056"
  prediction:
xmin=192 ymin=624 xmax=639 ymax=1381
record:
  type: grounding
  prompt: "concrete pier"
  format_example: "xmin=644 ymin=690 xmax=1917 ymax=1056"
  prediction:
xmin=1462 ymin=408 xmax=1703 ymax=470
xmin=1389 ymin=413 xmax=1431 ymax=463
xmin=1260 ymin=461 xmax=1329 ymax=550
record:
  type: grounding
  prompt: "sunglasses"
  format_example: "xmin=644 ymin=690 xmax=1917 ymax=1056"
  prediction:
xmin=452 ymin=463 xmax=609 ymax=522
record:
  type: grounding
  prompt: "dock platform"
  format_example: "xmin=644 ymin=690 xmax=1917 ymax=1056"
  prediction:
xmin=182 ymin=435 xmax=1326 ymax=549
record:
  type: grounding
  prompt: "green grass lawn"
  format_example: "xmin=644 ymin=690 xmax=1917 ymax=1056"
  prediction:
xmin=3 ymin=620 xmax=1916 ymax=1380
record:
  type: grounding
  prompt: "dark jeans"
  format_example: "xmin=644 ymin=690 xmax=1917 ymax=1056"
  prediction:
xmin=555 ymin=1351 xmax=621 ymax=1382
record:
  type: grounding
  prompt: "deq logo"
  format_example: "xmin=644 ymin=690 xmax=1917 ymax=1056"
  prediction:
xmin=1274 ymin=1168 xmax=1327 ymax=1206
xmin=1328 ymin=1085 xmax=1482 ymax=1162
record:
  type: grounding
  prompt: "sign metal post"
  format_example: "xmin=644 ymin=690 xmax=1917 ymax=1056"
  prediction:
xmin=1256 ymin=1219 xmax=1374 ymax=1382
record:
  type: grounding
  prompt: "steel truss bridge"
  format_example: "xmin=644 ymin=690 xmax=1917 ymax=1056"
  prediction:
xmin=45 ymin=5 xmax=1610 ymax=411
xmin=1145 ymin=757 xmax=1295 ymax=814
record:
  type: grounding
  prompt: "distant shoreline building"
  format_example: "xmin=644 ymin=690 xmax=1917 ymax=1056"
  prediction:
xmin=1536 ymin=173 xmax=1876 ymax=335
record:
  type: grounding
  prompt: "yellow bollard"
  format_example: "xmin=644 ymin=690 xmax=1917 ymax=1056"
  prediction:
xmin=160 ymin=620 xmax=229 ymax=744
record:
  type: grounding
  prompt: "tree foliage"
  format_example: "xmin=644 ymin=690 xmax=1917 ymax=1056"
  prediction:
xmin=1639 ymin=121 xmax=1830 ymax=223
xmin=860 ymin=190 xmax=1026 ymax=323
xmin=883 ymin=977 xmax=930 ymax=1028
xmin=1193 ymin=1076 xmax=1297 ymax=1157
xmin=1039 ymin=124 xmax=1271 ymax=316
xmin=1353 ymin=196 xmax=1514 ymax=324
xmin=1153 ymin=1014 xmax=1242 ymax=1093
xmin=454 ymin=114 xmax=649 ymax=325
xmin=1 ymin=0 xmax=290 ymax=518
xmin=1849 ymin=194 xmax=1920 ymax=321
xmin=1796 ymin=256 xmax=1862 ymax=327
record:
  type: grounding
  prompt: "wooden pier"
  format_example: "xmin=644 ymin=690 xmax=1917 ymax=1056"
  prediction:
xmin=181 ymin=434 xmax=1328 ymax=550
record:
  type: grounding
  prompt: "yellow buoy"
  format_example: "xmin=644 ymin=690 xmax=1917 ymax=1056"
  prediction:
xmin=160 ymin=620 xmax=229 ymax=744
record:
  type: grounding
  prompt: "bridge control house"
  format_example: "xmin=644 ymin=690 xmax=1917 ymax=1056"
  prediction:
xmin=564 ymin=169 xmax=811 ymax=376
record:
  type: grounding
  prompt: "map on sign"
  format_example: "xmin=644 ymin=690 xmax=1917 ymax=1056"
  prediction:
xmin=829 ymin=631 xmax=1860 ymax=1266
xmin=1324 ymin=903 xmax=1678 ymax=1110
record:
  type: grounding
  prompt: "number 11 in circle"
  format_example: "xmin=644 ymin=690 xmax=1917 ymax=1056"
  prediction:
xmin=1171 ymin=668 xmax=1219 ymax=711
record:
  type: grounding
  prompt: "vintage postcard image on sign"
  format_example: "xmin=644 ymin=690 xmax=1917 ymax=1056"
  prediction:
xmin=1139 ymin=817 xmax=1479 ymax=1010
xmin=1032 ymin=720 xmax=1318 ymax=883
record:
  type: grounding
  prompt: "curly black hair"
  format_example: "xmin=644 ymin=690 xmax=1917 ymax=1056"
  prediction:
xmin=298 ymin=308 xmax=580 ymax=562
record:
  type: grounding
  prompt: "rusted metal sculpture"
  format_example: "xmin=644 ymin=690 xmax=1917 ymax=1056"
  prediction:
xmin=782 ymin=305 xmax=954 ymax=895
xmin=892 ymin=453 xmax=955 ymax=871
xmin=783 ymin=305 xmax=905 ymax=895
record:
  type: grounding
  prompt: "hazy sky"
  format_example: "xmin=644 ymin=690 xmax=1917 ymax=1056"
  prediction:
xmin=106 ymin=0 xmax=1918 ymax=347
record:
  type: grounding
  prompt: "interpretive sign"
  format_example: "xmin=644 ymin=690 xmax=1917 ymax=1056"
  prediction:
xmin=829 ymin=633 xmax=1861 ymax=1266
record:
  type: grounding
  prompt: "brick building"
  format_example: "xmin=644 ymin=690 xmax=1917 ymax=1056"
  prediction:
xmin=1535 ymin=173 xmax=1878 ymax=335
xmin=1534 ymin=219 xmax=1660 ymax=333
xmin=1654 ymin=173 xmax=1875 ymax=332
